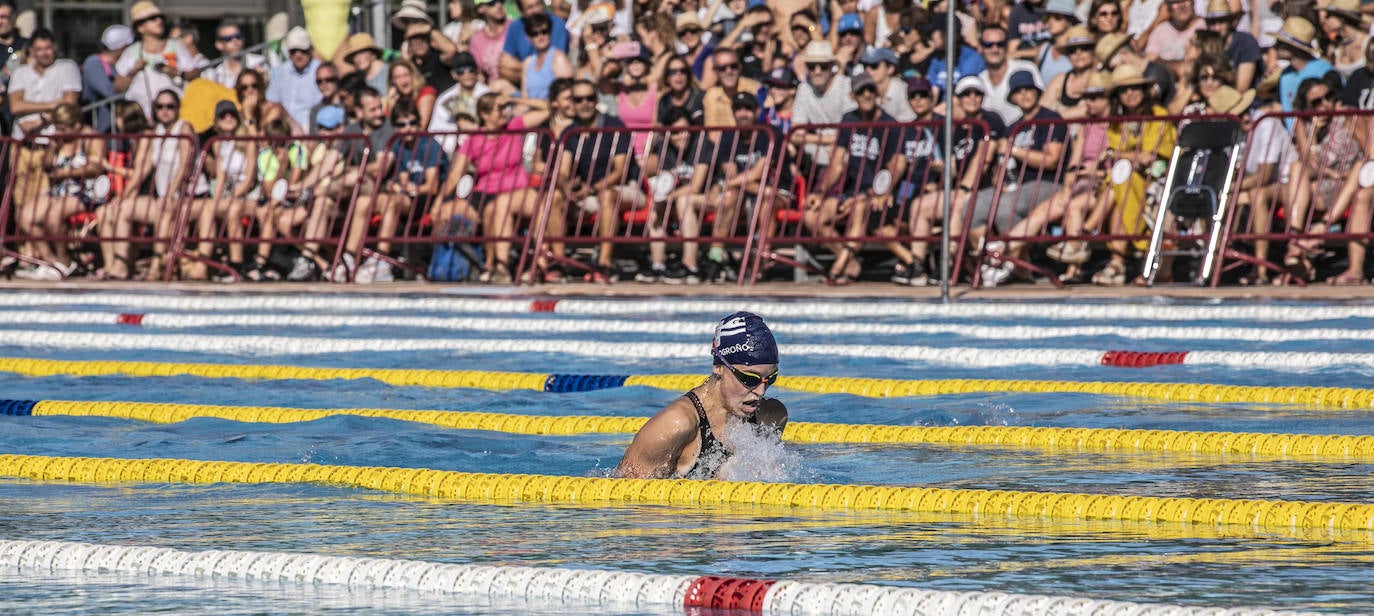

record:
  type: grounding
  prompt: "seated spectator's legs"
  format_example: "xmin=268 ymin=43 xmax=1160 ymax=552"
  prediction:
xmin=101 ymin=195 xmax=172 ymax=280
xmin=908 ymin=189 xmax=970 ymax=270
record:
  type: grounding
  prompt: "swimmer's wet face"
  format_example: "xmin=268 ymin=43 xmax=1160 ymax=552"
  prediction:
xmin=712 ymin=350 xmax=777 ymax=417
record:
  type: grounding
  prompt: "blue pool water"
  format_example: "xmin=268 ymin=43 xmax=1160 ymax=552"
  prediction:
xmin=0 ymin=291 xmax=1372 ymax=614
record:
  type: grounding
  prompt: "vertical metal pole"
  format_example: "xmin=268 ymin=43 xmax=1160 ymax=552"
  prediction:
xmin=939 ymin=8 xmax=955 ymax=303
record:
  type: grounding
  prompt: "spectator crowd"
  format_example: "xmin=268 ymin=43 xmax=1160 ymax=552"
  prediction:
xmin=2 ymin=0 xmax=1374 ymax=287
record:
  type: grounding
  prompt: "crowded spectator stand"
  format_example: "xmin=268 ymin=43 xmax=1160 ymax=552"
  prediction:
xmin=1 ymin=0 xmax=1373 ymax=290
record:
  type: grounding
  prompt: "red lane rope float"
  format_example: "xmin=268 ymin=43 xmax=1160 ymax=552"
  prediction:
xmin=685 ymin=576 xmax=777 ymax=611
xmin=1101 ymin=351 xmax=1190 ymax=368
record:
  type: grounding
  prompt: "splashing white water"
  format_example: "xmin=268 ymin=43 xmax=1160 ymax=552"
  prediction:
xmin=714 ymin=420 xmax=809 ymax=483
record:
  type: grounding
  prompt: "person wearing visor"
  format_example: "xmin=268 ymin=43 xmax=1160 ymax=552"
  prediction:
xmin=615 ymin=311 xmax=787 ymax=480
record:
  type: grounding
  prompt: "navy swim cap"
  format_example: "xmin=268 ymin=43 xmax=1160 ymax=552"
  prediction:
xmin=712 ymin=311 xmax=779 ymax=366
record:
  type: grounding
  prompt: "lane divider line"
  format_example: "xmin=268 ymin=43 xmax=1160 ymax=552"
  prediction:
xmin=2 ymin=357 xmax=1371 ymax=408
xmin=0 ymin=539 xmax=1324 ymax=615
xmin=3 ymin=292 xmax=1374 ymax=322
xmin=1 ymin=454 xmax=1372 ymax=539
xmin=7 ymin=399 xmax=1374 ymax=461
xmin=5 ymin=330 xmax=1374 ymax=371
xmin=4 ymin=311 xmax=1370 ymax=343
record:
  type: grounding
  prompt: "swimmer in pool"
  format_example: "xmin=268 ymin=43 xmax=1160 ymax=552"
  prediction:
xmin=614 ymin=311 xmax=788 ymax=479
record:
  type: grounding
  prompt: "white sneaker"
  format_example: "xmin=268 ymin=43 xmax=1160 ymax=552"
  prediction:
xmin=980 ymin=260 xmax=1014 ymax=288
xmin=328 ymin=253 xmax=356 ymax=283
xmin=355 ymin=255 xmax=393 ymax=284
xmin=16 ymin=261 xmax=75 ymax=281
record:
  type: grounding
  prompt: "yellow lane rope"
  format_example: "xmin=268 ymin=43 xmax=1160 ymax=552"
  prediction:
xmin=1 ymin=454 xmax=1370 ymax=538
xmin=1 ymin=357 xmax=1371 ymax=408
xmin=26 ymin=400 xmax=1374 ymax=461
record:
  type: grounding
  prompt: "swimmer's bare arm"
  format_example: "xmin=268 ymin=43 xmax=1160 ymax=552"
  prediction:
xmin=613 ymin=400 xmax=699 ymax=479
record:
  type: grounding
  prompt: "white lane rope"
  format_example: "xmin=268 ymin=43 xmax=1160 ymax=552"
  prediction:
xmin=0 ymin=311 xmax=1367 ymax=343
xmin=1 ymin=329 xmax=1373 ymax=370
xmin=2 ymin=292 xmax=1374 ymax=322
xmin=0 ymin=539 xmax=1327 ymax=616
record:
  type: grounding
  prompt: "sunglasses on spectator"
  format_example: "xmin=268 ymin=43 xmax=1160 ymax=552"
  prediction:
xmin=1118 ymin=84 xmax=1148 ymax=93
xmin=957 ymin=89 xmax=984 ymax=98
xmin=1082 ymin=92 xmax=1107 ymax=100
xmin=1067 ymin=45 xmax=1093 ymax=54
xmin=238 ymin=83 xmax=262 ymax=91
xmin=716 ymin=62 xmax=740 ymax=72
xmin=980 ymin=40 xmax=1007 ymax=48
xmin=393 ymin=119 xmax=419 ymax=127
xmin=666 ymin=67 xmax=689 ymax=76
xmin=317 ymin=76 xmax=339 ymax=84
xmin=573 ymin=94 xmax=597 ymax=103
xmin=289 ymin=48 xmax=311 ymax=56
xmin=679 ymin=27 xmax=702 ymax=35
xmin=712 ymin=350 xmax=778 ymax=390
xmin=408 ymin=32 xmax=432 ymax=41
xmin=1197 ymin=72 xmax=1220 ymax=82
xmin=1095 ymin=9 xmax=1119 ymax=17
xmin=806 ymin=62 xmax=834 ymax=72
xmin=910 ymin=90 xmax=932 ymax=99
xmin=1308 ymin=92 xmax=1337 ymax=106
xmin=529 ymin=28 xmax=551 ymax=36
xmin=155 ymin=102 xmax=178 ymax=110
xmin=218 ymin=33 xmax=243 ymax=42
xmin=855 ymin=86 xmax=878 ymax=96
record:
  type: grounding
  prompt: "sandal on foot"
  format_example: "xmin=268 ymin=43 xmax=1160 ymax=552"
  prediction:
xmin=1092 ymin=262 xmax=1126 ymax=286
xmin=1327 ymin=272 xmax=1366 ymax=286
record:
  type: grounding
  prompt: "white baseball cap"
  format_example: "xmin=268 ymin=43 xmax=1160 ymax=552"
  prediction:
xmin=101 ymin=24 xmax=134 ymax=51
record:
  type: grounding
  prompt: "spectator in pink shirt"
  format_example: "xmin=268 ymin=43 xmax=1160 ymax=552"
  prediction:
xmin=436 ymin=91 xmax=551 ymax=282
xmin=1145 ymin=0 xmax=1203 ymax=74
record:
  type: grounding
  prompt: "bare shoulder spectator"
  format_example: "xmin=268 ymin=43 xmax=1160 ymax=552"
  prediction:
xmin=1203 ymin=0 xmax=1258 ymax=90
xmin=0 ymin=0 xmax=31 ymax=137
xmin=1037 ymin=0 xmax=1081 ymax=85
xmin=469 ymin=0 xmax=512 ymax=86
xmin=1143 ymin=0 xmax=1203 ymax=75
xmin=387 ymin=59 xmax=439 ymax=128
xmin=235 ymin=69 xmax=282 ymax=135
xmin=501 ymin=0 xmax=571 ymax=86
xmin=1320 ymin=0 xmax=1366 ymax=79
xmin=82 ymin=25 xmax=133 ymax=134
xmin=977 ymin=25 xmax=1041 ymax=126
xmin=520 ymin=12 xmax=575 ymax=100
xmin=9 ymin=28 xmax=81 ymax=214
xmin=203 ymin=21 xmax=268 ymax=90
xmin=115 ymin=1 xmax=196 ymax=117
xmin=10 ymin=102 xmax=105 ymax=280
xmin=1283 ymin=77 xmax=1362 ymax=283
xmin=1041 ymin=25 xmax=1096 ymax=118
xmin=265 ymin=27 xmax=323 ymax=133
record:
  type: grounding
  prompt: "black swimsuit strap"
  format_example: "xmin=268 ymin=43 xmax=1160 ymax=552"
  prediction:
xmin=685 ymin=391 xmax=718 ymax=453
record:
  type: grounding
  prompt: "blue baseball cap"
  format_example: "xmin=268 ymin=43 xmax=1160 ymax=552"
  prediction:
xmin=712 ymin=311 xmax=778 ymax=367
xmin=837 ymin=13 xmax=863 ymax=34
xmin=860 ymin=46 xmax=900 ymax=67
xmin=316 ymin=105 xmax=346 ymax=130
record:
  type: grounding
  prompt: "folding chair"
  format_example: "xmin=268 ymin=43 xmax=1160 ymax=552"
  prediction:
xmin=1140 ymin=118 xmax=1244 ymax=286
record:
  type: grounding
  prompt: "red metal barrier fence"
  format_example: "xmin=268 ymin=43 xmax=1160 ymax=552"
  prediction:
xmin=4 ymin=110 xmax=1374 ymax=287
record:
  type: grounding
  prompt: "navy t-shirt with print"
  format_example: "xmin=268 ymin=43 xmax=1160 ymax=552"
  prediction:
xmin=835 ymin=110 xmax=900 ymax=193
xmin=718 ymin=124 xmax=793 ymax=191
xmin=943 ymin=110 xmax=1006 ymax=189
xmin=899 ymin=115 xmax=943 ymax=188
xmin=651 ymin=134 xmax=718 ymax=184
xmin=1008 ymin=1 xmax=1051 ymax=52
xmin=1005 ymin=106 xmax=1068 ymax=184
xmin=390 ymin=136 xmax=449 ymax=186
xmin=567 ymin=115 xmax=640 ymax=183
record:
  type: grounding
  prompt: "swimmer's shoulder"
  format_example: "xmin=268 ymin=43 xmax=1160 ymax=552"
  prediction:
xmin=755 ymin=397 xmax=788 ymax=429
